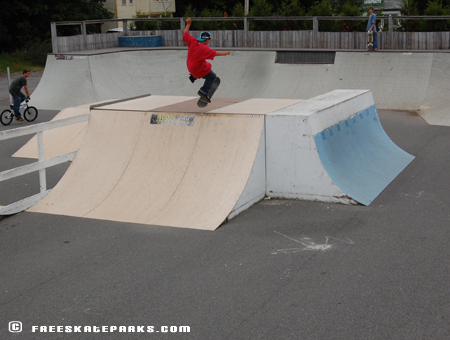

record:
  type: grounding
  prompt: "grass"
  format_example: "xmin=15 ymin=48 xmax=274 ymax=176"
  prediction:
xmin=0 ymin=53 xmax=44 ymax=75
xmin=0 ymin=40 xmax=51 ymax=75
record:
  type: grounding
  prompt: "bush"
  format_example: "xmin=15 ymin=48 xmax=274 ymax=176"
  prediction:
xmin=248 ymin=0 xmax=278 ymax=31
xmin=0 ymin=48 xmax=47 ymax=75
xmin=337 ymin=3 xmax=366 ymax=32
xmin=133 ymin=12 xmax=179 ymax=31
xmin=22 ymin=40 xmax=52 ymax=66
xmin=196 ymin=8 xmax=227 ymax=31
xmin=400 ymin=0 xmax=450 ymax=31
xmin=223 ymin=3 xmax=245 ymax=30
xmin=306 ymin=0 xmax=336 ymax=31
xmin=181 ymin=5 xmax=227 ymax=31
xmin=420 ymin=1 xmax=450 ymax=31
xmin=0 ymin=40 xmax=50 ymax=72
xmin=279 ymin=0 xmax=308 ymax=31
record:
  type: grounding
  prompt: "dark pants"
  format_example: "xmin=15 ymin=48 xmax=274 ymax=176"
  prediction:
xmin=12 ymin=92 xmax=26 ymax=118
xmin=199 ymin=70 xmax=217 ymax=95
xmin=373 ymin=32 xmax=378 ymax=49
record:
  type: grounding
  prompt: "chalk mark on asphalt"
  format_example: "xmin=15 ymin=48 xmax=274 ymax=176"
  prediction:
xmin=272 ymin=231 xmax=354 ymax=254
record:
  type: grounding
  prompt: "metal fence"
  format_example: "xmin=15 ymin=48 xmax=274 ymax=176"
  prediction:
xmin=51 ymin=16 xmax=450 ymax=53
xmin=0 ymin=114 xmax=90 ymax=215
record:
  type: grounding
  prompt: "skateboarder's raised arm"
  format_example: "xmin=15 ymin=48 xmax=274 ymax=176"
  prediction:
xmin=215 ymin=51 xmax=230 ymax=56
xmin=184 ymin=18 xmax=191 ymax=34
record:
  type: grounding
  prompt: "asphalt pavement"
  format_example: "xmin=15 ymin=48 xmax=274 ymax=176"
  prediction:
xmin=0 ymin=72 xmax=449 ymax=339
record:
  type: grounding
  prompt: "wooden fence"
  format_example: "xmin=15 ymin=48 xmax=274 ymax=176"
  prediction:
xmin=51 ymin=16 xmax=450 ymax=53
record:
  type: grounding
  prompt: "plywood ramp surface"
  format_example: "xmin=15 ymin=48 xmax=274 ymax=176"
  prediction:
xmin=12 ymin=105 xmax=91 ymax=159
xmin=13 ymin=96 xmax=196 ymax=159
xmin=29 ymin=109 xmax=265 ymax=230
xmin=12 ymin=100 xmax=114 ymax=159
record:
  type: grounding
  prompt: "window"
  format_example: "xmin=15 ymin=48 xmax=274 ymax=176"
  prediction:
xmin=122 ymin=0 xmax=126 ymax=5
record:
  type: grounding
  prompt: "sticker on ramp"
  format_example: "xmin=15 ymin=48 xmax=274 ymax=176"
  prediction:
xmin=150 ymin=114 xmax=195 ymax=126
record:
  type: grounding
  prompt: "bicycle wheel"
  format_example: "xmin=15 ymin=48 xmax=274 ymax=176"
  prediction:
xmin=24 ymin=106 xmax=38 ymax=122
xmin=1 ymin=109 xmax=13 ymax=126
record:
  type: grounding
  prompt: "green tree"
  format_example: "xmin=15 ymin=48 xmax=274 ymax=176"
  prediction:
xmin=307 ymin=0 xmax=336 ymax=31
xmin=399 ymin=0 xmax=420 ymax=31
xmin=402 ymin=0 xmax=450 ymax=15
xmin=134 ymin=12 xmax=179 ymax=31
xmin=224 ymin=3 xmax=246 ymax=30
xmin=338 ymin=2 xmax=365 ymax=32
xmin=182 ymin=5 xmax=227 ymax=31
xmin=335 ymin=0 xmax=363 ymax=14
xmin=175 ymin=0 xmax=241 ymax=17
xmin=197 ymin=8 xmax=227 ymax=30
xmin=401 ymin=0 xmax=419 ymax=15
xmin=400 ymin=0 xmax=450 ymax=31
xmin=420 ymin=1 xmax=450 ymax=31
xmin=183 ymin=4 xmax=198 ymax=18
xmin=0 ymin=0 xmax=114 ymax=53
xmin=248 ymin=0 xmax=277 ymax=30
xmin=280 ymin=0 xmax=307 ymax=30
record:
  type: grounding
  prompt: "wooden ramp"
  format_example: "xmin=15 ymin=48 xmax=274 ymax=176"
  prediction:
xmin=28 ymin=95 xmax=301 ymax=230
xmin=12 ymin=97 xmax=192 ymax=159
xmin=12 ymin=104 xmax=92 ymax=159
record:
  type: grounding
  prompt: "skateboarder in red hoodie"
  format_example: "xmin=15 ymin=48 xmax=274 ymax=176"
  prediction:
xmin=183 ymin=17 xmax=230 ymax=103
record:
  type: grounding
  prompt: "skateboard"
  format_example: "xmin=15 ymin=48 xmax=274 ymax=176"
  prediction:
xmin=197 ymin=77 xmax=221 ymax=108
xmin=367 ymin=31 xmax=374 ymax=51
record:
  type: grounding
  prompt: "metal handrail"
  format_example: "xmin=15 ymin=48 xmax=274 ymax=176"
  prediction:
xmin=0 ymin=114 xmax=90 ymax=215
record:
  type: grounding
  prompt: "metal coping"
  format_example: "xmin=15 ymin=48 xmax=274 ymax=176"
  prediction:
xmin=89 ymin=94 xmax=152 ymax=110
xmin=276 ymin=51 xmax=336 ymax=64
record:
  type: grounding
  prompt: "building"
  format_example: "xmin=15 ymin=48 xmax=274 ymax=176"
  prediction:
xmin=103 ymin=0 xmax=176 ymax=32
xmin=383 ymin=0 xmax=403 ymax=15
xmin=364 ymin=0 xmax=402 ymax=15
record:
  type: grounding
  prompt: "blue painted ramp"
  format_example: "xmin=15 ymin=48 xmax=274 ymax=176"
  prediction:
xmin=314 ymin=105 xmax=415 ymax=205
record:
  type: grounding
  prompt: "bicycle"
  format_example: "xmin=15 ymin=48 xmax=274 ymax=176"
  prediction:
xmin=1 ymin=99 xmax=38 ymax=126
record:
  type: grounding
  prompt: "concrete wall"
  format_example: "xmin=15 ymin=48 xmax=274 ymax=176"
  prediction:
xmin=266 ymin=90 xmax=415 ymax=205
xmin=32 ymin=50 xmax=449 ymax=121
